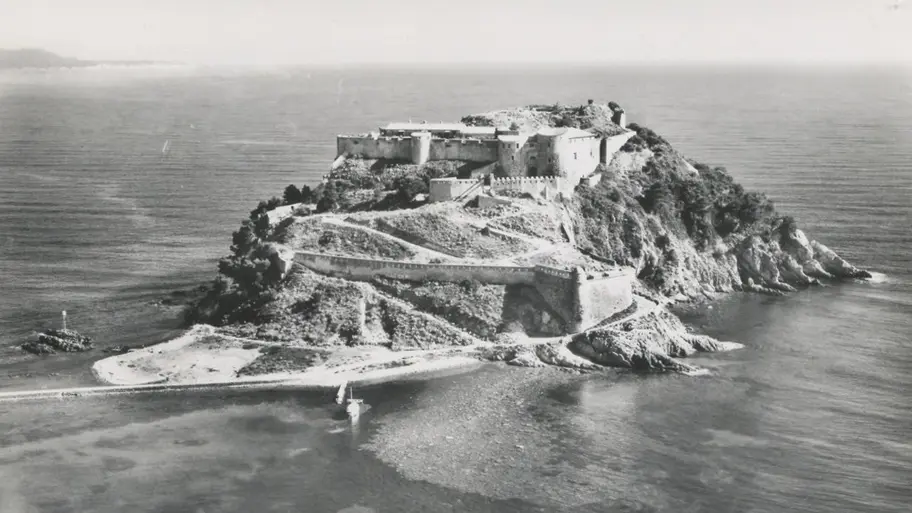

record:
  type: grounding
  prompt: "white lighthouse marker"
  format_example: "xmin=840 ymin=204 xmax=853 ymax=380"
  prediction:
xmin=62 ymin=310 xmax=67 ymax=331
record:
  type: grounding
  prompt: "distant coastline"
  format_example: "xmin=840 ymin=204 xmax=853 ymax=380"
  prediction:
xmin=0 ymin=48 xmax=177 ymax=70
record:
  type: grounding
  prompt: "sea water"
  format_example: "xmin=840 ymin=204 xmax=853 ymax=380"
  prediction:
xmin=0 ymin=64 xmax=909 ymax=512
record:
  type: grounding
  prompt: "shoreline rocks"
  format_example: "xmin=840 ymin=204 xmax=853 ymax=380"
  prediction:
xmin=733 ymin=227 xmax=871 ymax=295
xmin=21 ymin=329 xmax=93 ymax=355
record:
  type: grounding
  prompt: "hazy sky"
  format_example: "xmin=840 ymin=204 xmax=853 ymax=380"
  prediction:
xmin=2 ymin=0 xmax=910 ymax=65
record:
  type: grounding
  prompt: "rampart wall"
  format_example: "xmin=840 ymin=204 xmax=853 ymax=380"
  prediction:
xmin=428 ymin=138 xmax=499 ymax=162
xmin=429 ymin=175 xmax=576 ymax=202
xmin=490 ymin=175 xmax=567 ymax=197
xmin=293 ymin=251 xmax=634 ymax=334
xmin=294 ymin=251 xmax=537 ymax=285
xmin=532 ymin=269 xmax=576 ymax=331
xmin=337 ymin=135 xmax=412 ymax=161
xmin=601 ymin=131 xmax=635 ymax=162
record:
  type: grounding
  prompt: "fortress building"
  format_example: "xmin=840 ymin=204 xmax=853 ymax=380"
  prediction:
xmin=334 ymin=105 xmax=635 ymax=202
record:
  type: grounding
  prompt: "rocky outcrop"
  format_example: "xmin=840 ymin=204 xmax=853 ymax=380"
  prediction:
xmin=567 ymin=306 xmax=739 ymax=372
xmin=21 ymin=329 xmax=93 ymax=355
xmin=732 ymin=226 xmax=870 ymax=294
xmin=810 ymin=240 xmax=871 ymax=279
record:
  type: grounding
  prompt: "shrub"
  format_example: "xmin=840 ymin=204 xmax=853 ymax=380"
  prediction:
xmin=249 ymin=197 xmax=283 ymax=220
xmin=393 ymin=175 xmax=429 ymax=203
xmin=283 ymin=184 xmax=302 ymax=205
xmin=299 ymin=185 xmax=314 ymax=204
xmin=626 ymin=123 xmax=670 ymax=151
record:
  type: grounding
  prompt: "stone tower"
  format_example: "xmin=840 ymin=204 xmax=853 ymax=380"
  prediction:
xmin=410 ymin=131 xmax=431 ymax=165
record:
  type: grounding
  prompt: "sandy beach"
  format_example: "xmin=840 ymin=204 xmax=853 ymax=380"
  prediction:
xmin=89 ymin=324 xmax=486 ymax=391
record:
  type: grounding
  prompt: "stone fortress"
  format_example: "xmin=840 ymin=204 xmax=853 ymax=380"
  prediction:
xmin=280 ymin=101 xmax=638 ymax=336
xmin=333 ymin=101 xmax=635 ymax=203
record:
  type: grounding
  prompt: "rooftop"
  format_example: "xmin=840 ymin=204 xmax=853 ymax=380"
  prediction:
xmin=380 ymin=122 xmax=499 ymax=136
xmin=536 ymin=126 xmax=597 ymax=139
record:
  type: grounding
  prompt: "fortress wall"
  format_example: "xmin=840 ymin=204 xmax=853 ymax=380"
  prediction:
xmin=490 ymin=176 xmax=564 ymax=197
xmin=428 ymin=139 xmax=499 ymax=162
xmin=601 ymin=131 xmax=635 ymax=162
xmin=337 ymin=135 xmax=411 ymax=160
xmin=556 ymin=136 xmax=601 ymax=188
xmin=295 ymin=250 xmax=635 ymax=334
xmin=497 ymin=139 xmax=532 ymax=176
xmin=429 ymin=178 xmax=483 ymax=203
xmin=532 ymin=266 xmax=576 ymax=328
xmin=294 ymin=252 xmax=537 ymax=285
xmin=411 ymin=132 xmax=431 ymax=165
xmin=467 ymin=162 xmax=498 ymax=178
xmin=574 ymin=269 xmax=636 ymax=331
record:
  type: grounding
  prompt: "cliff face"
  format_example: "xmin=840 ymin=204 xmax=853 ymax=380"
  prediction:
xmin=569 ymin=123 xmax=870 ymax=299
xmin=185 ymin=102 xmax=870 ymax=373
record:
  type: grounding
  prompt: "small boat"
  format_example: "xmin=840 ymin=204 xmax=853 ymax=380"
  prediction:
xmin=335 ymin=381 xmax=347 ymax=405
xmin=161 ymin=139 xmax=171 ymax=156
xmin=336 ymin=381 xmax=363 ymax=420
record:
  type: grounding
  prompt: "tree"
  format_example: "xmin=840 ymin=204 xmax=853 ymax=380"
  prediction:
xmin=249 ymin=197 xmax=283 ymax=220
xmin=230 ymin=220 xmax=258 ymax=256
xmin=299 ymin=185 xmax=314 ymax=204
xmin=283 ymin=184 xmax=302 ymax=205
xmin=393 ymin=175 xmax=428 ymax=203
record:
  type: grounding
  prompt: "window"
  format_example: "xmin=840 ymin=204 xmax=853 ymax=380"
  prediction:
xmin=574 ymin=152 xmax=577 ymax=160
xmin=511 ymin=156 xmax=515 ymax=161
xmin=515 ymin=143 xmax=519 ymax=149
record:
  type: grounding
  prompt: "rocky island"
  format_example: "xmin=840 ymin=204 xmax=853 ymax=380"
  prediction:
xmin=92 ymin=100 xmax=870 ymax=387
xmin=22 ymin=328 xmax=93 ymax=355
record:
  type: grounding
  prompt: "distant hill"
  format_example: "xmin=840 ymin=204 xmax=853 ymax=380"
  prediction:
xmin=0 ymin=48 xmax=168 ymax=69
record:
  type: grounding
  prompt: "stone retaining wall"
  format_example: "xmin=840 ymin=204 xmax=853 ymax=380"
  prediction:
xmin=293 ymin=251 xmax=634 ymax=333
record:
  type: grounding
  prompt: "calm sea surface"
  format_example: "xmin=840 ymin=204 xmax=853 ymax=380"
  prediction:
xmin=0 ymin=65 xmax=910 ymax=512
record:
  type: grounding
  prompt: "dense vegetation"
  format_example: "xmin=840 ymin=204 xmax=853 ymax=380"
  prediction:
xmin=574 ymin=122 xmax=779 ymax=292
xmin=309 ymin=159 xmax=467 ymax=213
